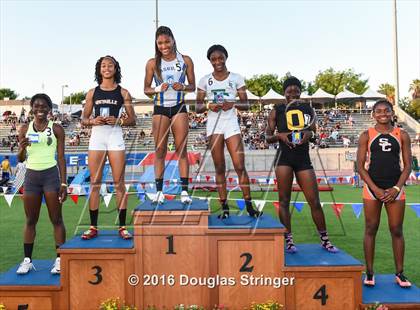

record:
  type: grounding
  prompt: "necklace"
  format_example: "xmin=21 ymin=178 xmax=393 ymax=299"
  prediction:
xmin=34 ymin=121 xmax=48 ymax=132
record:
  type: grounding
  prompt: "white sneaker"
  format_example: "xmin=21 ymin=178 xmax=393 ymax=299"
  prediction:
xmin=51 ymin=257 xmax=60 ymax=274
xmin=152 ymin=191 xmax=165 ymax=204
xmin=180 ymin=190 xmax=192 ymax=204
xmin=16 ymin=257 xmax=35 ymax=274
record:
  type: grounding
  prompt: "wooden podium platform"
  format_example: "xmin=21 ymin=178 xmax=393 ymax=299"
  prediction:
xmin=0 ymin=260 xmax=60 ymax=310
xmin=207 ymin=214 xmax=286 ymax=309
xmin=284 ymin=244 xmax=364 ymax=310
xmin=58 ymin=231 xmax=136 ymax=310
xmin=361 ymin=274 xmax=420 ymax=310
xmin=133 ymin=199 xmax=211 ymax=309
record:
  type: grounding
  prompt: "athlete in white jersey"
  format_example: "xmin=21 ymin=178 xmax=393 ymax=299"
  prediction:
xmin=144 ymin=26 xmax=196 ymax=205
xmin=196 ymin=45 xmax=262 ymax=219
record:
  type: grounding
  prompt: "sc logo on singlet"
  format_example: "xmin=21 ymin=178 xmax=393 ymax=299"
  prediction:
xmin=379 ymin=138 xmax=392 ymax=152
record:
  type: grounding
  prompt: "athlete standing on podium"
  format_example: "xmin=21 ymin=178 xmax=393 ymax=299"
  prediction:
xmin=144 ymin=26 xmax=195 ymax=205
xmin=357 ymin=100 xmax=412 ymax=288
xmin=196 ymin=44 xmax=262 ymax=219
xmin=16 ymin=94 xmax=67 ymax=275
xmin=81 ymin=55 xmax=136 ymax=240
xmin=266 ymin=77 xmax=337 ymax=253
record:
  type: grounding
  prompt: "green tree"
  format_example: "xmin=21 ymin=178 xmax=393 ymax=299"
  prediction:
xmin=313 ymin=68 xmax=369 ymax=95
xmin=0 ymin=88 xmax=19 ymax=100
xmin=378 ymin=83 xmax=395 ymax=104
xmin=63 ymin=91 xmax=87 ymax=105
xmin=407 ymin=99 xmax=420 ymax=120
xmin=245 ymin=74 xmax=282 ymax=97
xmin=409 ymin=79 xmax=420 ymax=99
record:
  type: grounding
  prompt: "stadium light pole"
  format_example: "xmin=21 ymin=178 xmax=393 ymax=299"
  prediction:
xmin=393 ymin=0 xmax=400 ymax=106
xmin=155 ymin=0 xmax=159 ymax=30
xmin=61 ymin=84 xmax=68 ymax=115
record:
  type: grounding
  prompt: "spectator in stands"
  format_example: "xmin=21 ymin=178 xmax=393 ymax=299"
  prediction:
xmin=266 ymin=76 xmax=337 ymax=253
xmin=143 ymin=26 xmax=195 ymax=205
xmin=196 ymin=44 xmax=261 ymax=219
xmin=0 ymin=155 xmax=12 ymax=185
xmin=81 ymin=55 xmax=136 ymax=240
xmin=342 ymin=136 xmax=350 ymax=148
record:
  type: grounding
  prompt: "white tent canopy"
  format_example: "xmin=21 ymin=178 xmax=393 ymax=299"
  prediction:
xmin=246 ymin=90 xmax=260 ymax=100
xmin=300 ymin=91 xmax=312 ymax=100
xmin=310 ymin=88 xmax=335 ymax=103
xmin=261 ymin=89 xmax=285 ymax=100
xmin=335 ymin=89 xmax=362 ymax=102
xmin=362 ymin=88 xmax=386 ymax=100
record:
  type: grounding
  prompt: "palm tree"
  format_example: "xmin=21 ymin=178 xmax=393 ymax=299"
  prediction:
xmin=378 ymin=83 xmax=395 ymax=104
xmin=409 ymin=79 xmax=420 ymax=99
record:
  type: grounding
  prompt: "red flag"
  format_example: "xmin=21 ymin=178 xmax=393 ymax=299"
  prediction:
xmin=164 ymin=194 xmax=176 ymax=200
xmin=274 ymin=179 xmax=278 ymax=185
xmin=251 ymin=178 xmax=256 ymax=184
xmin=273 ymin=201 xmax=280 ymax=212
xmin=189 ymin=177 xmax=193 ymax=183
xmin=317 ymin=178 xmax=321 ymax=184
xmin=228 ymin=177 xmax=233 ymax=183
xmin=19 ymin=187 xmax=24 ymax=194
xmin=70 ymin=194 xmax=79 ymax=204
xmin=205 ymin=175 xmax=210 ymax=182
xmin=331 ymin=203 xmax=345 ymax=217
xmin=339 ymin=177 xmax=343 ymax=183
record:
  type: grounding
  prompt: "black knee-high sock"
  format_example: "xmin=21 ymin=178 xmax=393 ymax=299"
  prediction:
xmin=55 ymin=245 xmax=60 ymax=257
xmin=156 ymin=178 xmax=163 ymax=192
xmin=180 ymin=177 xmax=189 ymax=192
xmin=24 ymin=243 xmax=34 ymax=260
xmin=118 ymin=209 xmax=127 ymax=227
xmin=218 ymin=199 xmax=230 ymax=219
xmin=90 ymin=209 xmax=99 ymax=227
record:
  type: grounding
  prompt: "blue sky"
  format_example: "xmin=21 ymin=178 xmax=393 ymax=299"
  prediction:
xmin=1 ymin=0 xmax=419 ymax=103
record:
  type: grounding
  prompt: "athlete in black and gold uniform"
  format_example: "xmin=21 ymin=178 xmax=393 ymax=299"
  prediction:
xmin=266 ymin=76 xmax=337 ymax=253
xmin=357 ymin=100 xmax=412 ymax=287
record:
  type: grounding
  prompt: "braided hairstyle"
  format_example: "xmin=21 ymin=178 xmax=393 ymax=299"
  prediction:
xmin=30 ymin=93 xmax=53 ymax=109
xmin=94 ymin=55 xmax=122 ymax=85
xmin=154 ymin=26 xmax=177 ymax=81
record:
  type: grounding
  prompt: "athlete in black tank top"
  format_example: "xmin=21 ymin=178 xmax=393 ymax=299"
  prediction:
xmin=92 ymin=85 xmax=124 ymax=119
xmin=356 ymin=100 xmax=412 ymax=287
xmin=266 ymin=76 xmax=337 ymax=254
xmin=81 ymin=55 xmax=136 ymax=241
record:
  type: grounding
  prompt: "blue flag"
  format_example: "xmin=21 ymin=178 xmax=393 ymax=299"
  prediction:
xmin=293 ymin=202 xmax=304 ymax=212
xmin=351 ymin=203 xmax=363 ymax=219
xmin=108 ymin=184 xmax=114 ymax=193
xmin=236 ymin=199 xmax=246 ymax=211
xmin=41 ymin=195 xmax=46 ymax=205
xmin=410 ymin=204 xmax=420 ymax=218
xmin=137 ymin=192 xmax=145 ymax=202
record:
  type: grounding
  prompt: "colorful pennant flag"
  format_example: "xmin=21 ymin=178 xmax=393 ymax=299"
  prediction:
xmin=70 ymin=194 xmax=79 ymax=205
xmin=103 ymin=193 xmax=113 ymax=208
xmin=410 ymin=204 xmax=420 ymax=218
xmin=254 ymin=200 xmax=266 ymax=211
xmin=164 ymin=194 xmax=176 ymax=200
xmin=331 ymin=203 xmax=344 ymax=217
xmin=4 ymin=193 xmax=15 ymax=207
xmin=293 ymin=202 xmax=304 ymax=212
xmin=351 ymin=203 xmax=363 ymax=218
xmin=236 ymin=199 xmax=246 ymax=211
xmin=273 ymin=201 xmax=280 ymax=212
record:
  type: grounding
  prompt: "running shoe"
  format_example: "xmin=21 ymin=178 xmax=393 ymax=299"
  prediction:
xmin=51 ymin=257 xmax=60 ymax=274
xmin=81 ymin=226 xmax=98 ymax=240
xmin=16 ymin=257 xmax=35 ymax=274
xmin=180 ymin=190 xmax=192 ymax=204
xmin=395 ymin=272 xmax=411 ymax=288
xmin=152 ymin=191 xmax=165 ymax=204
xmin=119 ymin=227 xmax=132 ymax=240
xmin=363 ymin=273 xmax=375 ymax=286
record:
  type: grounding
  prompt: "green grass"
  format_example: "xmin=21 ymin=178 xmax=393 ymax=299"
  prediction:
xmin=1 ymin=185 xmax=419 ymax=285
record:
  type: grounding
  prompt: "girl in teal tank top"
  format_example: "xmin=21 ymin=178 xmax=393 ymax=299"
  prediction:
xmin=16 ymin=93 xmax=67 ymax=275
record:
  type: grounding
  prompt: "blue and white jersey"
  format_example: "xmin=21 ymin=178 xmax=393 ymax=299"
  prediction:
xmin=154 ymin=52 xmax=187 ymax=107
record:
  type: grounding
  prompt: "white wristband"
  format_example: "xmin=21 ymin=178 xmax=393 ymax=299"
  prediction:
xmin=154 ymin=85 xmax=162 ymax=93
